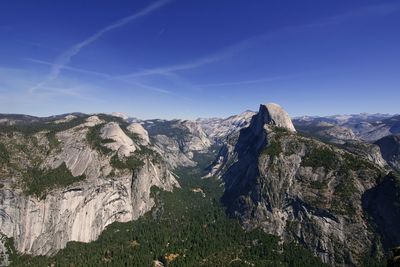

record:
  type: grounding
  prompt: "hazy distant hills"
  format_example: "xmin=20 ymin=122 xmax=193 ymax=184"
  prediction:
xmin=293 ymin=113 xmax=400 ymax=143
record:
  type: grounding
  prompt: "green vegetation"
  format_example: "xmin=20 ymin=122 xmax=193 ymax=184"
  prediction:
xmin=145 ymin=120 xmax=191 ymax=139
xmin=300 ymin=142 xmax=385 ymax=216
xmin=137 ymin=145 xmax=163 ymax=163
xmin=0 ymin=116 xmax=88 ymax=135
xmin=341 ymin=153 xmax=383 ymax=177
xmin=46 ymin=131 xmax=60 ymax=151
xmin=101 ymin=138 xmax=115 ymax=144
xmin=285 ymin=140 xmax=303 ymax=155
xmin=109 ymin=145 xmax=164 ymax=171
xmin=261 ymin=140 xmax=282 ymax=159
xmin=309 ymin=180 xmax=328 ymax=190
xmin=272 ymin=127 xmax=290 ymax=138
xmin=332 ymin=179 xmax=357 ymax=215
xmin=110 ymin=154 xmax=144 ymax=171
xmin=124 ymin=132 xmax=142 ymax=144
xmin=261 ymin=127 xmax=293 ymax=158
xmin=301 ymin=146 xmax=338 ymax=170
xmin=86 ymin=124 xmax=113 ymax=154
xmin=295 ymin=125 xmax=335 ymax=144
xmin=23 ymin=163 xmax=85 ymax=199
xmin=8 ymin=153 xmax=326 ymax=267
xmin=0 ymin=113 xmax=127 ymax=136
xmin=0 ymin=143 xmax=10 ymax=165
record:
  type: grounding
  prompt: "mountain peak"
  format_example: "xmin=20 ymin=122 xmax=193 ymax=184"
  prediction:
xmin=258 ymin=103 xmax=296 ymax=132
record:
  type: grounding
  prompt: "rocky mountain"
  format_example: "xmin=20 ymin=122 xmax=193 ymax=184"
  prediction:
xmin=0 ymin=114 xmax=179 ymax=259
xmin=196 ymin=110 xmax=256 ymax=142
xmin=139 ymin=111 xmax=255 ymax=169
xmin=1 ymin=107 xmax=399 ymax=266
xmin=0 ymin=110 xmax=254 ymax=264
xmin=293 ymin=113 xmax=400 ymax=143
xmin=375 ymin=134 xmax=400 ymax=172
xmin=140 ymin=119 xmax=212 ymax=168
xmin=210 ymin=103 xmax=399 ymax=266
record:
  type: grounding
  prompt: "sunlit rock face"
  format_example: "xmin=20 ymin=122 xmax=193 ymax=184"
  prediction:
xmin=100 ymin=122 xmax=137 ymax=157
xmin=127 ymin=122 xmax=150 ymax=145
xmin=257 ymin=103 xmax=296 ymax=132
xmin=0 ymin=116 xmax=179 ymax=256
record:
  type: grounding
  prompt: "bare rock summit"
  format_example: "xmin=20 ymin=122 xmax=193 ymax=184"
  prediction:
xmin=258 ymin=103 xmax=296 ymax=132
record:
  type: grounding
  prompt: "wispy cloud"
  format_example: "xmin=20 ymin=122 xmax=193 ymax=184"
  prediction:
xmin=29 ymin=0 xmax=171 ymax=93
xmin=119 ymin=1 xmax=400 ymax=81
xmin=26 ymin=58 xmax=111 ymax=78
xmin=34 ymin=86 xmax=100 ymax=102
xmin=200 ymin=74 xmax=302 ymax=87
xmin=198 ymin=69 xmax=351 ymax=88
xmin=26 ymin=58 xmax=176 ymax=96
xmin=119 ymin=54 xmax=226 ymax=79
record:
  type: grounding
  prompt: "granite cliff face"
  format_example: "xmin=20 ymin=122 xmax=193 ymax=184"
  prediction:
xmin=141 ymin=119 xmax=212 ymax=168
xmin=212 ymin=103 xmax=394 ymax=266
xmin=0 ymin=115 xmax=178 ymax=256
xmin=142 ymin=114 xmax=254 ymax=169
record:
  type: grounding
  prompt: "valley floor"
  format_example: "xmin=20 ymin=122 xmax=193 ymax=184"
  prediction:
xmin=5 ymin=153 xmax=326 ymax=267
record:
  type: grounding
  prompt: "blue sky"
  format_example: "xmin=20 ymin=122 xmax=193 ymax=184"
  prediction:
xmin=1 ymin=0 xmax=399 ymax=119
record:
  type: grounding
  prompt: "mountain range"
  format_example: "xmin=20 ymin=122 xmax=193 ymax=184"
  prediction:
xmin=0 ymin=104 xmax=399 ymax=266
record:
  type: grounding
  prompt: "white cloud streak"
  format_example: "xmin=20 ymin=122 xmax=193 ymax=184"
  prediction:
xmin=26 ymin=58 xmax=176 ymax=96
xmin=29 ymin=0 xmax=171 ymax=93
xmin=200 ymin=74 xmax=302 ymax=87
xmin=119 ymin=1 xmax=400 ymax=80
xmin=119 ymin=54 xmax=225 ymax=79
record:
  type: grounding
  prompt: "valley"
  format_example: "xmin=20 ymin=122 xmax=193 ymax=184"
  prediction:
xmin=4 ymin=153 xmax=326 ymax=267
xmin=0 ymin=104 xmax=399 ymax=266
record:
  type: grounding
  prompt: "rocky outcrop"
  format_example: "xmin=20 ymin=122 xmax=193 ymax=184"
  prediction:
xmin=258 ymin=103 xmax=296 ymax=132
xmin=83 ymin=115 xmax=104 ymax=127
xmin=213 ymin=103 xmax=388 ymax=266
xmin=0 ymin=159 xmax=177 ymax=255
xmin=152 ymin=134 xmax=197 ymax=168
xmin=340 ymin=140 xmax=388 ymax=168
xmin=143 ymin=119 xmax=212 ymax=168
xmin=100 ymin=122 xmax=137 ymax=157
xmin=44 ymin=121 xmax=105 ymax=178
xmin=197 ymin=110 xmax=256 ymax=142
xmin=127 ymin=123 xmax=150 ymax=145
xmin=143 ymin=111 xmax=256 ymax=169
xmin=0 ymin=234 xmax=10 ymax=267
xmin=0 ymin=116 xmax=179 ymax=257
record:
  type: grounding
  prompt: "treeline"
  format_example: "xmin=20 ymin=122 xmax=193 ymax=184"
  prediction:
xmin=23 ymin=163 xmax=86 ymax=199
